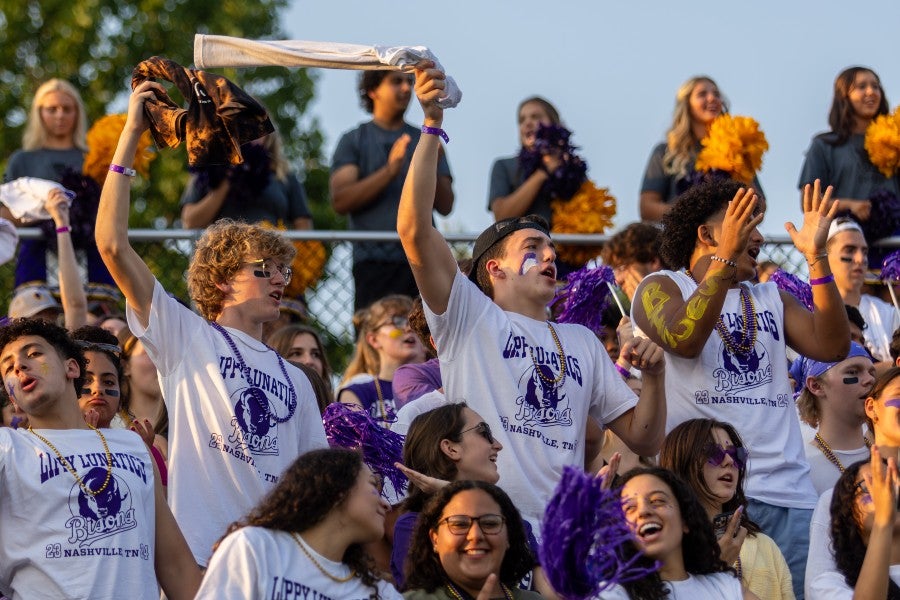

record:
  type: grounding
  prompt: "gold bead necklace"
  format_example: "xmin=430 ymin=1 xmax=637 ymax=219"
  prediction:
xmin=28 ymin=424 xmax=113 ymax=496
xmin=529 ymin=321 xmax=567 ymax=386
xmin=814 ymin=432 xmax=871 ymax=473
xmin=291 ymin=532 xmax=357 ymax=583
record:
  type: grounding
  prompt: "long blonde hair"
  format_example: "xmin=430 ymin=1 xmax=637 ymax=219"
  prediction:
xmin=662 ymin=76 xmax=728 ymax=179
xmin=22 ymin=79 xmax=88 ymax=151
xmin=341 ymin=295 xmax=414 ymax=382
xmin=261 ymin=127 xmax=291 ymax=182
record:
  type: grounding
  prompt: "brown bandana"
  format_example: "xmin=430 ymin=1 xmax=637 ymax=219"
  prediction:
xmin=131 ymin=56 xmax=274 ymax=166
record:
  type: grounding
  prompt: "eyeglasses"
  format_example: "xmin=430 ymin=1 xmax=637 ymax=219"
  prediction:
xmin=854 ymin=480 xmax=873 ymax=505
xmin=374 ymin=315 xmax=409 ymax=331
xmin=459 ymin=421 xmax=495 ymax=444
xmin=246 ymin=259 xmax=292 ymax=285
xmin=438 ymin=514 xmax=506 ymax=535
xmin=704 ymin=443 xmax=748 ymax=470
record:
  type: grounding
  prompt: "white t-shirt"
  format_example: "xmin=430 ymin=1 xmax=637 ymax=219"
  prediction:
xmin=596 ymin=572 xmax=742 ymax=599
xmin=425 ymin=271 xmax=637 ymax=531
xmin=0 ymin=428 xmax=157 ymax=599
xmin=126 ymin=281 xmax=328 ymax=565
xmin=633 ymin=273 xmax=818 ymax=509
xmin=390 ymin=390 xmax=448 ymax=436
xmin=196 ymin=526 xmax=403 ymax=600
xmin=804 ymin=438 xmax=869 ymax=496
xmin=858 ymin=294 xmax=900 ymax=363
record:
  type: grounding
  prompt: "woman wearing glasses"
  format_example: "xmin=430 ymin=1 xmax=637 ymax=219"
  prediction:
xmin=403 ymin=480 xmax=541 ymax=599
xmin=659 ymin=419 xmax=794 ymax=599
xmin=339 ymin=294 xmax=426 ymax=425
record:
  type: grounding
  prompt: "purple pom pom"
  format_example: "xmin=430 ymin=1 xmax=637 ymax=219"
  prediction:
xmin=882 ymin=250 xmax=900 ymax=282
xmin=554 ymin=265 xmax=617 ymax=334
xmin=540 ymin=467 xmax=659 ymax=599
xmin=864 ymin=190 xmax=900 ymax=241
xmin=770 ymin=269 xmax=813 ymax=311
xmin=323 ymin=402 xmax=407 ymax=497
xmin=518 ymin=123 xmax=588 ymax=201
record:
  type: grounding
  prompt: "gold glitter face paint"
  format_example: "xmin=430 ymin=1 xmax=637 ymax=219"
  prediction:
xmin=39 ymin=364 xmax=49 ymax=376
xmin=640 ymin=272 xmax=728 ymax=350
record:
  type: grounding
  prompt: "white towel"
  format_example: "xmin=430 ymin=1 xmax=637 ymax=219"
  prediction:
xmin=0 ymin=177 xmax=73 ymax=223
xmin=194 ymin=34 xmax=462 ymax=109
xmin=0 ymin=217 xmax=18 ymax=266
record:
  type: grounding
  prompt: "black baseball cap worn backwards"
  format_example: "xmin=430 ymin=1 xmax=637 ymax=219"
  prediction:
xmin=468 ymin=215 xmax=551 ymax=287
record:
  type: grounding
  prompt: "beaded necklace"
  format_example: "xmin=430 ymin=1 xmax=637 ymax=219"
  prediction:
xmin=445 ymin=580 xmax=514 ymax=600
xmin=814 ymin=433 xmax=871 ymax=473
xmin=685 ymin=270 xmax=758 ymax=357
xmin=210 ymin=321 xmax=297 ymax=423
xmin=29 ymin=424 xmax=112 ymax=497
xmin=291 ymin=532 xmax=357 ymax=583
xmin=529 ymin=322 xmax=567 ymax=386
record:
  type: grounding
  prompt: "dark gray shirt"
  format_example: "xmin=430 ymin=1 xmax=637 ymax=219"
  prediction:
xmin=487 ymin=155 xmax=553 ymax=223
xmin=798 ymin=132 xmax=900 ymax=200
xmin=4 ymin=148 xmax=84 ymax=183
xmin=180 ymin=171 xmax=311 ymax=225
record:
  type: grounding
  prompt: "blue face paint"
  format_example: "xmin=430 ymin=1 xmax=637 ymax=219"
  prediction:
xmin=884 ymin=398 xmax=900 ymax=409
xmin=843 ymin=377 xmax=859 ymax=384
xmin=519 ymin=252 xmax=539 ymax=275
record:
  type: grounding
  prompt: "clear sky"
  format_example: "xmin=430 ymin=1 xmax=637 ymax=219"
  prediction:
xmin=284 ymin=0 xmax=900 ymax=236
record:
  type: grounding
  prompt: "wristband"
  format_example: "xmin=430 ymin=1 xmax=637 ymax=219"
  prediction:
xmin=810 ymin=274 xmax=835 ymax=286
xmin=55 ymin=226 xmax=70 ymax=234
xmin=109 ymin=164 xmax=137 ymax=177
xmin=421 ymin=125 xmax=449 ymax=143
xmin=615 ymin=363 xmax=633 ymax=380
xmin=710 ymin=255 xmax=738 ymax=269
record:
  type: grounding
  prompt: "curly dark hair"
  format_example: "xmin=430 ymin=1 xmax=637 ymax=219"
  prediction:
xmin=830 ymin=459 xmax=900 ymax=598
xmin=659 ymin=418 xmax=760 ymax=536
xmin=659 ymin=179 xmax=744 ymax=270
xmin=618 ymin=467 xmax=734 ymax=578
xmin=401 ymin=403 xmax=469 ymax=513
xmin=0 ymin=318 xmax=87 ymax=397
xmin=602 ymin=222 xmax=663 ymax=268
xmin=216 ymin=448 xmax=385 ymax=597
xmin=403 ymin=480 xmax=535 ymax=593
xmin=358 ymin=70 xmax=412 ymax=113
xmin=826 ymin=67 xmax=889 ymax=146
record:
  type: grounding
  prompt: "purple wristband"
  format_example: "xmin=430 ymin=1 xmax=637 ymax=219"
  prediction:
xmin=109 ymin=164 xmax=137 ymax=177
xmin=421 ymin=125 xmax=449 ymax=143
xmin=615 ymin=363 xmax=633 ymax=380
xmin=55 ymin=226 xmax=70 ymax=234
xmin=809 ymin=274 xmax=835 ymax=286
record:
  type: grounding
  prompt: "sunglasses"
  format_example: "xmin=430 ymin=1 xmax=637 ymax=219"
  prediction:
xmin=375 ymin=315 xmax=409 ymax=331
xmin=459 ymin=421 xmax=495 ymax=444
xmin=704 ymin=443 xmax=748 ymax=470
xmin=246 ymin=259 xmax=292 ymax=285
xmin=438 ymin=514 xmax=506 ymax=535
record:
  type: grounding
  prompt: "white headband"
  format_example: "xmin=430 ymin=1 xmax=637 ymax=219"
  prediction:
xmin=827 ymin=218 xmax=864 ymax=241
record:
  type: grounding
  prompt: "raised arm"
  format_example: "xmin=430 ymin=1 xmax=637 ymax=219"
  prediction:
xmin=46 ymin=189 xmax=87 ymax=330
xmin=396 ymin=63 xmax=458 ymax=314
xmin=95 ymin=81 xmax=161 ymax=329
xmin=632 ymin=187 xmax=763 ymax=358
xmin=783 ymin=180 xmax=849 ymax=361
xmin=180 ymin=176 xmax=229 ymax=229
xmin=152 ymin=452 xmax=202 ymax=599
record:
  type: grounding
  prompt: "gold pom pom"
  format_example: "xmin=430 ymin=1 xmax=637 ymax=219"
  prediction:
xmin=83 ymin=114 xmax=155 ymax=185
xmin=865 ymin=107 xmax=900 ymax=178
xmin=550 ymin=180 xmax=617 ymax=266
xmin=695 ymin=114 xmax=768 ymax=184
xmin=258 ymin=221 xmax=327 ymax=296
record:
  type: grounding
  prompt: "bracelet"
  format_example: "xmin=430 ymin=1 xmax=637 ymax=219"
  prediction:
xmin=421 ymin=125 xmax=449 ymax=143
xmin=710 ymin=255 xmax=738 ymax=268
xmin=809 ymin=274 xmax=835 ymax=286
xmin=55 ymin=226 xmax=70 ymax=234
xmin=615 ymin=363 xmax=633 ymax=380
xmin=109 ymin=164 xmax=137 ymax=177
xmin=807 ymin=252 xmax=828 ymax=268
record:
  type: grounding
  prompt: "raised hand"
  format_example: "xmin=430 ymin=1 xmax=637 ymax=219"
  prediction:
xmin=597 ymin=452 xmax=620 ymax=489
xmin=869 ymin=445 xmax=899 ymax=529
xmin=45 ymin=188 xmax=72 ymax=229
xmin=785 ymin=179 xmax=839 ymax=259
xmin=717 ymin=506 xmax=748 ymax=565
xmin=716 ymin=187 xmax=763 ymax=261
xmin=386 ymin=134 xmax=412 ymax=178
xmin=413 ymin=61 xmax=446 ymax=126
xmin=395 ymin=462 xmax=449 ymax=494
xmin=131 ymin=418 xmax=156 ymax=449
xmin=125 ymin=80 xmax=167 ymax=134
xmin=621 ymin=335 xmax=665 ymax=376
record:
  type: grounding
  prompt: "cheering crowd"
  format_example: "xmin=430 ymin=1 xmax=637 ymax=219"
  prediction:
xmin=1 ymin=54 xmax=900 ymax=600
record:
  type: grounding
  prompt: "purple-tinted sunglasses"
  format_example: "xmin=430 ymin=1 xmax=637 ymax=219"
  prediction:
xmin=704 ymin=443 xmax=748 ymax=470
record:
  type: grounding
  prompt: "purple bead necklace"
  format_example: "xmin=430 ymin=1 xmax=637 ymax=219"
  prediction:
xmin=210 ymin=321 xmax=297 ymax=423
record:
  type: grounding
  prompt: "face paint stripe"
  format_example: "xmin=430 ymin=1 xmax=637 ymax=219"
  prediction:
xmin=883 ymin=399 xmax=900 ymax=408
xmin=519 ymin=252 xmax=539 ymax=275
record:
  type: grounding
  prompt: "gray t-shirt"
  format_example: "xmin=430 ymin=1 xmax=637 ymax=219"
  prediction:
xmin=487 ymin=155 xmax=553 ymax=223
xmin=4 ymin=148 xmax=84 ymax=183
xmin=798 ymin=132 xmax=900 ymax=200
xmin=331 ymin=121 xmax=452 ymax=263
xmin=180 ymin=171 xmax=311 ymax=225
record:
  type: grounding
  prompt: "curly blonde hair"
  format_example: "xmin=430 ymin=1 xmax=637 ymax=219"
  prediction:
xmin=23 ymin=78 xmax=88 ymax=151
xmin=341 ymin=295 xmax=414 ymax=382
xmin=187 ymin=219 xmax=296 ymax=320
xmin=663 ymin=76 xmax=729 ymax=179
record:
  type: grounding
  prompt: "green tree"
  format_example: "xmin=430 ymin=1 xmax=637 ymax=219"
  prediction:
xmin=0 ymin=0 xmax=341 ymax=306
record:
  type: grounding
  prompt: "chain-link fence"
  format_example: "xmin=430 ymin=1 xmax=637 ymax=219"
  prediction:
xmin=4 ymin=229 xmax=899 ymax=372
